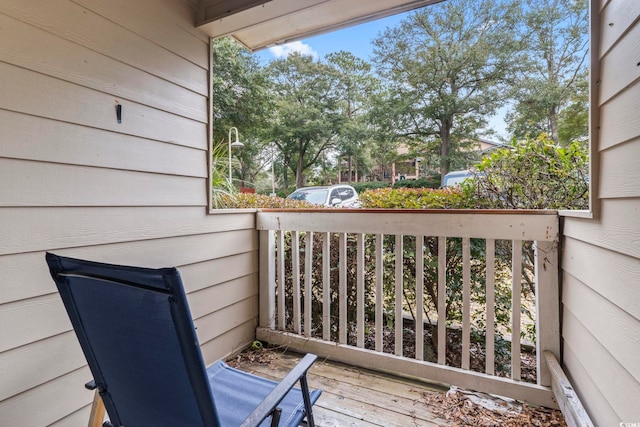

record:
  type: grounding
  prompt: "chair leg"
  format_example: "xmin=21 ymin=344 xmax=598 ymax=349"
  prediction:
xmin=269 ymin=407 xmax=282 ymax=427
xmin=299 ymin=375 xmax=315 ymax=427
xmin=88 ymin=390 xmax=106 ymax=427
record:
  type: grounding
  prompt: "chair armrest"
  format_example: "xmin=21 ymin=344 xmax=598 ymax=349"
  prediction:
xmin=240 ymin=353 xmax=318 ymax=427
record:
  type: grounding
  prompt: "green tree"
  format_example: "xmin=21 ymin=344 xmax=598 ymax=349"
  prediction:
xmin=268 ymin=53 xmax=345 ymax=188
xmin=371 ymin=0 xmax=521 ymax=184
xmin=211 ymin=37 xmax=273 ymax=186
xmin=507 ymin=0 xmax=589 ymax=145
xmin=326 ymin=51 xmax=378 ymax=183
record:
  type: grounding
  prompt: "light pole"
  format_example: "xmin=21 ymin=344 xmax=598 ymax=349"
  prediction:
xmin=271 ymin=145 xmax=276 ymax=196
xmin=228 ymin=127 xmax=244 ymax=185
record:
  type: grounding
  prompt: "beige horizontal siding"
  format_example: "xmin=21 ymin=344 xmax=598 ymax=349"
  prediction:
xmin=0 ymin=13 xmax=207 ymax=122
xmin=49 ymin=405 xmax=92 ymax=427
xmin=0 ymin=111 xmax=207 ymax=176
xmin=562 ymin=304 xmax=640 ymax=422
xmin=560 ymin=1 xmax=640 ymax=424
xmin=0 ymin=366 xmax=93 ymax=427
xmin=562 ymin=345 xmax=618 ymax=423
xmin=0 ymin=223 xmax=256 ymax=304
xmin=563 ymin=199 xmax=640 ymax=258
xmin=0 ymin=0 xmax=260 ymax=425
xmin=200 ymin=318 xmax=258 ymax=366
xmin=599 ymin=138 xmax=640 ymax=198
xmin=0 ymin=208 xmax=254 ymax=257
xmin=563 ymin=274 xmax=640 ymax=384
xmin=562 ymin=237 xmax=640 ymax=319
xmin=599 ymin=78 xmax=640 ymax=151
xmin=0 ymin=159 xmax=206 ymax=207
xmin=0 ymin=0 xmax=208 ymax=95
xmin=73 ymin=0 xmax=210 ymax=65
xmin=599 ymin=0 xmax=640 ymax=56
xmin=0 ymin=64 xmax=205 ymax=149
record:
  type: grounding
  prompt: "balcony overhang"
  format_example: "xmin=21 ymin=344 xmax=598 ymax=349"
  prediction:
xmin=195 ymin=0 xmax=444 ymax=51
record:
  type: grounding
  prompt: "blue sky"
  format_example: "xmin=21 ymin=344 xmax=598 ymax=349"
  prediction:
xmin=253 ymin=13 xmax=509 ymax=139
xmin=254 ymin=13 xmax=408 ymax=63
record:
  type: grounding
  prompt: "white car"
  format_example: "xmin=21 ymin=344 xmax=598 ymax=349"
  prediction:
xmin=287 ymin=184 xmax=359 ymax=207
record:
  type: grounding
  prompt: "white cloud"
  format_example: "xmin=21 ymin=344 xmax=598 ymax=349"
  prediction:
xmin=268 ymin=41 xmax=318 ymax=60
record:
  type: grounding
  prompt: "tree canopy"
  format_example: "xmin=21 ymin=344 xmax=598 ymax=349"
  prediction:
xmin=210 ymin=0 xmax=590 ymax=195
xmin=371 ymin=0 xmax=521 ymax=183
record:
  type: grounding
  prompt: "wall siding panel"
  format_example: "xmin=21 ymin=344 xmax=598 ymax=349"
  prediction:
xmin=0 ymin=13 xmax=207 ymax=122
xmin=599 ymin=78 xmax=640 ymax=150
xmin=0 ymin=0 xmax=208 ymax=95
xmin=561 ymin=1 xmax=640 ymax=424
xmin=0 ymin=332 xmax=84 ymax=402
xmin=562 ymin=237 xmax=640 ymax=320
xmin=562 ymin=345 xmax=619 ymax=424
xmin=0 ymin=159 xmax=205 ymax=207
xmin=599 ymin=14 xmax=640 ymax=104
xmin=563 ymin=199 xmax=640 ymax=258
xmin=0 ymin=61 xmax=206 ymax=149
xmin=0 ymin=110 xmax=207 ymax=177
xmin=599 ymin=0 xmax=640 ymax=55
xmin=562 ymin=309 xmax=640 ymax=423
xmin=563 ymin=275 xmax=640 ymax=384
xmin=0 ymin=0 xmax=260 ymax=424
xmin=0 ymin=208 xmax=254 ymax=258
xmin=0 ymin=367 xmax=93 ymax=427
xmin=599 ymin=138 xmax=640 ymax=198
xmin=73 ymin=0 xmax=210 ymax=67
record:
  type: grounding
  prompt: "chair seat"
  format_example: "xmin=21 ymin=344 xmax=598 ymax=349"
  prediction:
xmin=207 ymin=360 xmax=322 ymax=427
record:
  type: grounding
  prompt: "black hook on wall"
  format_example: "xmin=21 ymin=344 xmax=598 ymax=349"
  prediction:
xmin=115 ymin=100 xmax=122 ymax=124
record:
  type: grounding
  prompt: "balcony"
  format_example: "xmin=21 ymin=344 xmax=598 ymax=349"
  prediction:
xmin=252 ymin=209 xmax=562 ymax=416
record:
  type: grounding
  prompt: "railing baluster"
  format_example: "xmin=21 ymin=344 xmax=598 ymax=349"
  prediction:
xmin=259 ymin=230 xmax=275 ymax=329
xmin=395 ymin=234 xmax=403 ymax=357
xmin=512 ymin=239 xmax=522 ymax=381
xmin=292 ymin=231 xmax=301 ymax=334
xmin=277 ymin=230 xmax=285 ymax=330
xmin=323 ymin=232 xmax=331 ymax=341
xmin=416 ymin=235 xmax=424 ymax=361
xmin=462 ymin=237 xmax=471 ymax=370
xmin=534 ymin=240 xmax=560 ymax=386
xmin=339 ymin=233 xmax=347 ymax=345
xmin=437 ymin=236 xmax=446 ymax=365
xmin=304 ymin=231 xmax=313 ymax=337
xmin=485 ymin=239 xmax=496 ymax=375
xmin=357 ymin=233 xmax=365 ymax=348
xmin=375 ymin=234 xmax=383 ymax=352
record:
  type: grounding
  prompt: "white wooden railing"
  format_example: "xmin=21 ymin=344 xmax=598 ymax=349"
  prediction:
xmin=256 ymin=209 xmax=560 ymax=408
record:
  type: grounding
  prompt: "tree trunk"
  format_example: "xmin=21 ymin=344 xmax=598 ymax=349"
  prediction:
xmin=439 ymin=120 xmax=452 ymax=186
xmin=348 ymin=155 xmax=353 ymax=183
xmin=549 ymin=105 xmax=559 ymax=145
xmin=296 ymin=155 xmax=305 ymax=188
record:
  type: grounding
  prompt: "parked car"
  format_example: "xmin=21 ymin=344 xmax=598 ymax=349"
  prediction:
xmin=443 ymin=169 xmax=477 ymax=187
xmin=287 ymin=184 xmax=359 ymax=207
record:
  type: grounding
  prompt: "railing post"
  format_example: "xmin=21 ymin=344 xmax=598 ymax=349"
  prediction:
xmin=535 ymin=239 xmax=561 ymax=386
xmin=259 ymin=229 xmax=276 ymax=329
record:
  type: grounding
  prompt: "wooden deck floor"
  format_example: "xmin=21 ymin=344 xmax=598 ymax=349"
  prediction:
xmin=228 ymin=350 xmax=452 ymax=426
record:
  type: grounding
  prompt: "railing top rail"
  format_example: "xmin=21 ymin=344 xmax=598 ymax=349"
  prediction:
xmin=259 ymin=208 xmax=558 ymax=215
xmin=256 ymin=210 xmax=559 ymax=241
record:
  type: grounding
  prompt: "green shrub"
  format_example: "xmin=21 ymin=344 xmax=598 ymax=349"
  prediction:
xmin=468 ymin=134 xmax=589 ymax=210
xmin=351 ymin=181 xmax=391 ymax=193
xmin=359 ymin=187 xmax=474 ymax=209
xmin=393 ymin=175 xmax=441 ymax=189
xmin=217 ymin=192 xmax=315 ymax=209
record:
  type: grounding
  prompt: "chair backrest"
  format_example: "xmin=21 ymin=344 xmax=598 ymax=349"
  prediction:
xmin=46 ymin=253 xmax=221 ymax=427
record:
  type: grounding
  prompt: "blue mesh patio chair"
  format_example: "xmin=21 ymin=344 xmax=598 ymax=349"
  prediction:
xmin=46 ymin=253 xmax=321 ymax=427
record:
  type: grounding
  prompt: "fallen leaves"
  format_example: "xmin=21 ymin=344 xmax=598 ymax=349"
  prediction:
xmin=421 ymin=386 xmax=566 ymax=426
